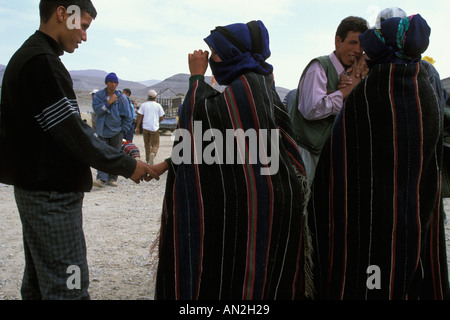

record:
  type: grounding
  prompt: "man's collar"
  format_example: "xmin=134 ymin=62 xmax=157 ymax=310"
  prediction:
xmin=330 ymin=52 xmax=346 ymax=75
xmin=35 ymin=30 xmax=64 ymax=56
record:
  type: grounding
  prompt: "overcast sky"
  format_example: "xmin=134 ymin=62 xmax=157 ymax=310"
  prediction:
xmin=1 ymin=0 xmax=449 ymax=89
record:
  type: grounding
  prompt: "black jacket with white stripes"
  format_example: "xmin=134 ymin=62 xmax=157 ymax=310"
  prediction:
xmin=0 ymin=31 xmax=136 ymax=192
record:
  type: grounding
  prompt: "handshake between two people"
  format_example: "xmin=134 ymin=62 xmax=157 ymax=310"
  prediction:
xmin=338 ymin=53 xmax=370 ymax=99
xmin=128 ymin=49 xmax=211 ymax=185
xmin=129 ymin=159 xmax=169 ymax=184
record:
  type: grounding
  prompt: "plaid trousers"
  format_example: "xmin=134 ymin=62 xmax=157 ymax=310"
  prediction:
xmin=14 ymin=187 xmax=90 ymax=300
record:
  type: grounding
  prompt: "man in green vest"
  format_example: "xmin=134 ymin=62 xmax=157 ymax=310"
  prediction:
xmin=289 ymin=16 xmax=369 ymax=184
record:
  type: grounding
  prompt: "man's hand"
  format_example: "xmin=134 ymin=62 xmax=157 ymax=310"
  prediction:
xmin=353 ymin=53 xmax=369 ymax=79
xmin=189 ymin=50 xmax=209 ymax=76
xmin=107 ymin=94 xmax=118 ymax=106
xmin=339 ymin=59 xmax=367 ymax=99
xmin=130 ymin=160 xmax=160 ymax=184
xmin=338 ymin=73 xmax=353 ymax=90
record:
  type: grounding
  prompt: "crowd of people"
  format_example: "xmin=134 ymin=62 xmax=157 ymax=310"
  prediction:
xmin=0 ymin=0 xmax=449 ymax=300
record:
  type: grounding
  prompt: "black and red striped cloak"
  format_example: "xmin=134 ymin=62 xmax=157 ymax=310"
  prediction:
xmin=155 ymin=73 xmax=311 ymax=300
xmin=308 ymin=62 xmax=450 ymax=299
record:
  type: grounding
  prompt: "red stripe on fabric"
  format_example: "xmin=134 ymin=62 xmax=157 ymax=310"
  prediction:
xmin=241 ymin=77 xmax=275 ymax=299
xmin=413 ymin=63 xmax=423 ymax=273
xmin=224 ymin=86 xmax=257 ymax=300
xmin=389 ymin=64 xmax=398 ymax=299
xmin=242 ymin=78 xmax=261 ymax=300
xmin=189 ymin=80 xmax=205 ymax=299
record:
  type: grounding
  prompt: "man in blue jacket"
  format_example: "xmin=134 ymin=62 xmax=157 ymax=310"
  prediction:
xmin=92 ymin=72 xmax=133 ymax=187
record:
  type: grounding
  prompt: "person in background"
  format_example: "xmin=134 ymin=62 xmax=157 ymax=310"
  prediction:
xmin=288 ymin=16 xmax=369 ymax=184
xmin=92 ymin=72 xmax=134 ymax=187
xmin=121 ymin=139 xmax=141 ymax=160
xmin=0 ymin=0 xmax=157 ymax=300
xmin=308 ymin=14 xmax=450 ymax=299
xmin=123 ymin=88 xmax=138 ymax=141
xmin=135 ymin=89 xmax=165 ymax=165
xmin=90 ymin=88 xmax=98 ymax=99
xmin=89 ymin=89 xmax=98 ymax=132
xmin=374 ymin=6 xmax=407 ymax=28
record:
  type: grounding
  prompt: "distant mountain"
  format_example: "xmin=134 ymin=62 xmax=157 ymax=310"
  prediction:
xmin=70 ymin=69 xmax=109 ymax=78
xmin=139 ymin=73 xmax=291 ymax=101
xmin=0 ymin=64 xmax=295 ymax=103
xmin=69 ymin=69 xmax=150 ymax=95
xmin=136 ymin=73 xmax=222 ymax=99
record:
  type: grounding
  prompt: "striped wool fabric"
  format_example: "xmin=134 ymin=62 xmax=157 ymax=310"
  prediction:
xmin=155 ymin=72 xmax=311 ymax=300
xmin=308 ymin=62 xmax=450 ymax=299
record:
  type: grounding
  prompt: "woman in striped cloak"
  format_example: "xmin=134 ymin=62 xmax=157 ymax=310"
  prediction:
xmin=308 ymin=14 xmax=450 ymax=299
xmin=154 ymin=20 xmax=311 ymax=300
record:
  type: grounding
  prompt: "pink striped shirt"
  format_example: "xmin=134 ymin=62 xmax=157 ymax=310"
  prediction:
xmin=297 ymin=52 xmax=345 ymax=121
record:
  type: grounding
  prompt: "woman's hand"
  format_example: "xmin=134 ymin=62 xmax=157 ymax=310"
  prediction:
xmin=354 ymin=53 xmax=369 ymax=79
xmin=188 ymin=50 xmax=209 ymax=76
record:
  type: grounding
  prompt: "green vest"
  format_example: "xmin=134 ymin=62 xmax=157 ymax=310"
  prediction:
xmin=288 ymin=55 xmax=339 ymax=155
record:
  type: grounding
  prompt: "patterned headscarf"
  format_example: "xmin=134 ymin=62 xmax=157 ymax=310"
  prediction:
xmin=360 ymin=14 xmax=431 ymax=69
xmin=204 ymin=20 xmax=273 ymax=86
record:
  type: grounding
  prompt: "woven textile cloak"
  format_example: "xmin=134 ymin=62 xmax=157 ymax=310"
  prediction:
xmin=308 ymin=63 xmax=449 ymax=299
xmin=155 ymin=72 xmax=310 ymax=300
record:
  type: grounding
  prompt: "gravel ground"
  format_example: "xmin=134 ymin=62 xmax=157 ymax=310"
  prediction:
xmin=1 ymin=131 xmax=450 ymax=300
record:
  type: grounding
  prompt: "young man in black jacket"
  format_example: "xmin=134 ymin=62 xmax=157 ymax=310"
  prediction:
xmin=0 ymin=0 xmax=158 ymax=299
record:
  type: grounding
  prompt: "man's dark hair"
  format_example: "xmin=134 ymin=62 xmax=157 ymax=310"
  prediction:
xmin=123 ymin=88 xmax=132 ymax=95
xmin=39 ymin=0 xmax=97 ymax=23
xmin=336 ymin=16 xmax=369 ymax=40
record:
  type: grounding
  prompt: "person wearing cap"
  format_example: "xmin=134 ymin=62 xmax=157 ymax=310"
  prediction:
xmin=152 ymin=20 xmax=310 ymax=300
xmin=92 ymin=72 xmax=134 ymax=187
xmin=308 ymin=14 xmax=450 ymax=299
xmin=135 ymin=89 xmax=165 ymax=165
xmin=90 ymin=88 xmax=99 ymax=99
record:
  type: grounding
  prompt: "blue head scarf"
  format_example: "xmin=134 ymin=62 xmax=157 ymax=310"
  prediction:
xmin=204 ymin=20 xmax=274 ymax=86
xmin=359 ymin=14 xmax=431 ymax=69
